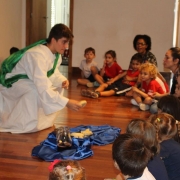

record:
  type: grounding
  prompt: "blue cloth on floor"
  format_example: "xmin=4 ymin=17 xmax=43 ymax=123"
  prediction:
xmin=31 ymin=125 xmax=120 ymax=162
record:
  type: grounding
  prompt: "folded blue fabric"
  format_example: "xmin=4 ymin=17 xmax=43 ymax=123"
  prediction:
xmin=31 ymin=125 xmax=120 ymax=162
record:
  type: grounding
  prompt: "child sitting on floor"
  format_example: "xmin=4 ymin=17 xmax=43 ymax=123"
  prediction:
xmin=108 ymin=133 xmax=155 ymax=180
xmin=126 ymin=119 xmax=168 ymax=180
xmin=148 ymin=113 xmax=180 ymax=180
xmin=49 ymin=159 xmax=86 ymax=180
xmin=81 ymin=53 xmax=141 ymax=98
xmin=77 ymin=47 xmax=99 ymax=86
xmin=131 ymin=63 xmax=168 ymax=111
xmin=86 ymin=50 xmax=126 ymax=88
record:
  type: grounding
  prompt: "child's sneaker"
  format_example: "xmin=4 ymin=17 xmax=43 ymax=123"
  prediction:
xmin=130 ymin=99 xmax=139 ymax=106
xmin=81 ymin=89 xmax=99 ymax=98
xmin=93 ymin=81 xmax=100 ymax=87
xmin=87 ymin=81 xmax=100 ymax=87
xmin=139 ymin=103 xmax=150 ymax=111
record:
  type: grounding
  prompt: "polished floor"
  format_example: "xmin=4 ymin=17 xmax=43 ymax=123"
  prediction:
xmin=0 ymin=67 xmax=150 ymax=180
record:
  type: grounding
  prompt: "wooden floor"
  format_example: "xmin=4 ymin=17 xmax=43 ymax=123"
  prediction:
xmin=0 ymin=68 xmax=151 ymax=180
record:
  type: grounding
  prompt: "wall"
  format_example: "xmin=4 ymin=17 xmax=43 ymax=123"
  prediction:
xmin=0 ymin=0 xmax=25 ymax=63
xmin=72 ymin=0 xmax=175 ymax=71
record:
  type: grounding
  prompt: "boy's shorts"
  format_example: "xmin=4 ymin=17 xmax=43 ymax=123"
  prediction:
xmin=106 ymin=79 xmax=132 ymax=95
xmin=87 ymin=74 xmax=96 ymax=82
xmin=87 ymin=71 xmax=101 ymax=82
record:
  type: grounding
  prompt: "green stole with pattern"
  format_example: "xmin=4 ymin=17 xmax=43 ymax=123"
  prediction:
xmin=0 ymin=39 xmax=59 ymax=88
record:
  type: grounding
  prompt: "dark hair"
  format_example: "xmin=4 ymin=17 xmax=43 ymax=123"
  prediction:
xmin=10 ymin=47 xmax=19 ymax=55
xmin=133 ymin=34 xmax=152 ymax=51
xmin=157 ymin=95 xmax=180 ymax=121
xmin=84 ymin=47 xmax=95 ymax=55
xmin=47 ymin=24 xmax=74 ymax=43
xmin=105 ymin=50 xmax=116 ymax=59
xmin=169 ymin=47 xmax=180 ymax=64
xmin=112 ymin=133 xmax=151 ymax=177
xmin=130 ymin=53 xmax=143 ymax=64
xmin=126 ymin=119 xmax=159 ymax=156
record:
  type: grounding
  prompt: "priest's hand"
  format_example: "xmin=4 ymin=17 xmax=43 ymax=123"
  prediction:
xmin=62 ymin=80 xmax=69 ymax=89
xmin=66 ymin=99 xmax=83 ymax=111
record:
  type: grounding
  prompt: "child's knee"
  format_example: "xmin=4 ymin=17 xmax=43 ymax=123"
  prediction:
xmin=91 ymin=67 xmax=98 ymax=75
xmin=144 ymin=97 xmax=153 ymax=104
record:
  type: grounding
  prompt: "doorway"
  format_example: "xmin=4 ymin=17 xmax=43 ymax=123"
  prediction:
xmin=26 ymin=0 xmax=73 ymax=74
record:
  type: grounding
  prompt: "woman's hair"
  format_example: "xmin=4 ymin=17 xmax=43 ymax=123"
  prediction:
xmin=133 ymin=34 xmax=152 ymax=51
xmin=148 ymin=113 xmax=177 ymax=141
xmin=169 ymin=47 xmax=180 ymax=64
xmin=49 ymin=160 xmax=86 ymax=180
xmin=104 ymin=50 xmax=116 ymax=59
xmin=112 ymin=133 xmax=151 ymax=177
xmin=157 ymin=95 xmax=180 ymax=121
xmin=47 ymin=23 xmax=74 ymax=43
xmin=140 ymin=63 xmax=157 ymax=79
xmin=126 ymin=119 xmax=159 ymax=156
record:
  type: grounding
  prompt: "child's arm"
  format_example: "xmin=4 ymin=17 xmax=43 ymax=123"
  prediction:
xmin=108 ymin=71 xmax=127 ymax=84
xmin=151 ymin=92 xmax=169 ymax=99
xmin=124 ymin=75 xmax=138 ymax=82
xmin=132 ymin=86 xmax=149 ymax=99
xmin=80 ymin=70 xmax=85 ymax=78
xmin=100 ymin=60 xmax=106 ymax=77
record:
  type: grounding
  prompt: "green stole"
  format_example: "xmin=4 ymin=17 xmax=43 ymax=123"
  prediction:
xmin=0 ymin=39 xmax=59 ymax=88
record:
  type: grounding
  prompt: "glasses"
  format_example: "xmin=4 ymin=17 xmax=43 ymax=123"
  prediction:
xmin=136 ymin=43 xmax=146 ymax=46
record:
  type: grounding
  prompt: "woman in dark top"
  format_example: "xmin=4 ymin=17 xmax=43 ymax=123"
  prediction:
xmin=133 ymin=34 xmax=157 ymax=66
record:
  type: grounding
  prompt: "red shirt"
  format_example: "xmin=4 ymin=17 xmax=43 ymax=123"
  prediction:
xmin=122 ymin=69 xmax=140 ymax=86
xmin=141 ymin=79 xmax=165 ymax=96
xmin=104 ymin=62 xmax=123 ymax=78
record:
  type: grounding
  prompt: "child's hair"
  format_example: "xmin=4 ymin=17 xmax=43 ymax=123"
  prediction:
xmin=104 ymin=50 xmax=116 ymax=59
xmin=126 ymin=119 xmax=159 ymax=157
xmin=47 ymin=23 xmax=74 ymax=43
xmin=84 ymin=47 xmax=95 ymax=55
xmin=49 ymin=160 xmax=86 ymax=180
xmin=169 ymin=47 xmax=180 ymax=63
xmin=157 ymin=95 xmax=180 ymax=121
xmin=131 ymin=53 xmax=143 ymax=64
xmin=148 ymin=113 xmax=177 ymax=142
xmin=112 ymin=133 xmax=151 ymax=177
xmin=140 ymin=63 xmax=157 ymax=79
xmin=10 ymin=47 xmax=19 ymax=55
xmin=133 ymin=34 xmax=152 ymax=51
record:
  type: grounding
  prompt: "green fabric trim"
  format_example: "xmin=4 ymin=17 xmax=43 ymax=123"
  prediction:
xmin=47 ymin=53 xmax=59 ymax=77
xmin=0 ymin=40 xmax=59 ymax=88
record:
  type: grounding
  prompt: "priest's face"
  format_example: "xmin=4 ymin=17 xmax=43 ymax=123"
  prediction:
xmin=51 ymin=37 xmax=69 ymax=54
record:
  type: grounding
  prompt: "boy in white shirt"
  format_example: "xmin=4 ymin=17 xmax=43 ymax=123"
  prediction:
xmin=77 ymin=47 xmax=99 ymax=86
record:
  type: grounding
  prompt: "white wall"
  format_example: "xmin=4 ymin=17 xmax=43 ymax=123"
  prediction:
xmin=72 ymin=0 xmax=175 ymax=71
xmin=0 ymin=0 xmax=25 ymax=63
